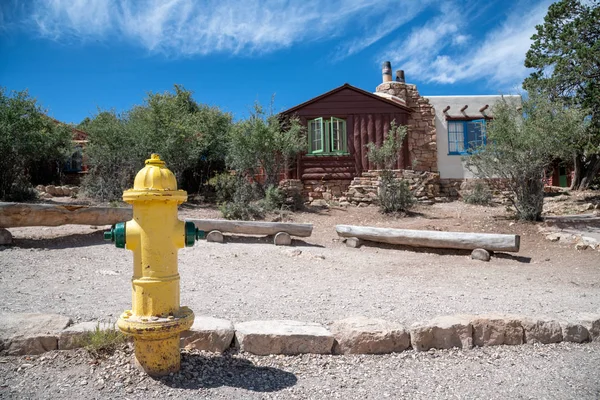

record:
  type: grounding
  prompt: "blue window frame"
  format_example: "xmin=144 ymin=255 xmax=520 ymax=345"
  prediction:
xmin=448 ymin=119 xmax=486 ymax=155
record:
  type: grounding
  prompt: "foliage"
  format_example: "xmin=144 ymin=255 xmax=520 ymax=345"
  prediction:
xmin=378 ymin=170 xmax=415 ymax=213
xmin=524 ymin=0 xmax=600 ymax=189
xmin=366 ymin=121 xmax=408 ymax=170
xmin=218 ymin=178 xmax=264 ymax=220
xmin=79 ymin=322 xmax=126 ymax=359
xmin=208 ymin=172 xmax=238 ymax=203
xmin=462 ymin=182 xmax=492 ymax=205
xmin=366 ymin=121 xmax=413 ymax=213
xmin=0 ymin=88 xmax=72 ymax=201
xmin=227 ymin=101 xmax=305 ymax=188
xmin=465 ymin=94 xmax=586 ymax=221
xmin=263 ymin=185 xmax=286 ymax=211
xmin=81 ymin=85 xmax=232 ymax=201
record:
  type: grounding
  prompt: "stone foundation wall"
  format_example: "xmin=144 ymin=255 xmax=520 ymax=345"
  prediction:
xmin=440 ymin=178 xmax=512 ymax=202
xmin=343 ymin=170 xmax=441 ymax=206
xmin=301 ymin=179 xmax=353 ymax=202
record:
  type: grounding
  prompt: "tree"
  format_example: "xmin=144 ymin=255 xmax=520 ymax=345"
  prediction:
xmin=524 ymin=0 xmax=600 ymax=189
xmin=0 ymin=88 xmax=72 ymax=201
xmin=82 ymin=85 xmax=232 ymax=201
xmin=366 ymin=121 xmax=414 ymax=213
xmin=227 ymin=101 xmax=305 ymax=188
xmin=465 ymin=94 xmax=586 ymax=221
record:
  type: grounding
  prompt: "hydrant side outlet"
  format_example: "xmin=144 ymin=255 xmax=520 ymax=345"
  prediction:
xmin=115 ymin=154 xmax=195 ymax=377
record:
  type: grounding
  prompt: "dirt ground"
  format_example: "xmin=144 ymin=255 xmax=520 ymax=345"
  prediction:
xmin=2 ymin=196 xmax=600 ymax=399
xmin=1 ymin=197 xmax=599 ymax=326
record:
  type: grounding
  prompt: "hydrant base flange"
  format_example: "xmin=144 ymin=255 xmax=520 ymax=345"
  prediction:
xmin=117 ymin=306 xmax=195 ymax=340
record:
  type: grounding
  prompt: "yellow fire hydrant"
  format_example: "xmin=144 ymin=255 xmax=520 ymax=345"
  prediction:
xmin=104 ymin=154 xmax=203 ymax=376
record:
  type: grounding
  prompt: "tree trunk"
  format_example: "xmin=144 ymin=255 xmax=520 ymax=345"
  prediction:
xmin=571 ymin=153 xmax=600 ymax=190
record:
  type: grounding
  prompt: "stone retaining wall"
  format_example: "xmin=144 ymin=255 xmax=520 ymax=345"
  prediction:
xmin=3 ymin=312 xmax=598 ymax=357
xmin=35 ymin=185 xmax=79 ymax=199
xmin=343 ymin=170 xmax=441 ymax=206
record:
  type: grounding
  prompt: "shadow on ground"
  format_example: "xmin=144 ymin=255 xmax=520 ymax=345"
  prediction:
xmin=157 ymin=352 xmax=297 ymax=392
xmin=352 ymin=241 xmax=532 ymax=263
xmin=221 ymin=235 xmax=324 ymax=248
xmin=7 ymin=230 xmax=107 ymax=250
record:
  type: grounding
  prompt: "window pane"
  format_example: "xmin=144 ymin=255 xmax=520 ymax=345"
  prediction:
xmin=448 ymin=121 xmax=464 ymax=153
xmin=466 ymin=120 xmax=484 ymax=150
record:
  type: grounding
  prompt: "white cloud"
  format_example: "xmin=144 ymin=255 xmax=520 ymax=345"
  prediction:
xmin=13 ymin=0 xmax=428 ymax=57
xmin=379 ymin=0 xmax=553 ymax=89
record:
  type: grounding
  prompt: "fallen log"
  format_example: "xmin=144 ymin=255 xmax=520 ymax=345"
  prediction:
xmin=336 ymin=225 xmax=520 ymax=252
xmin=189 ymin=219 xmax=313 ymax=238
xmin=0 ymin=202 xmax=132 ymax=228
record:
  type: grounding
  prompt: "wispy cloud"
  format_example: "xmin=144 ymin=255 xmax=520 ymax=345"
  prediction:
xmin=379 ymin=0 xmax=553 ymax=89
xmin=7 ymin=0 xmax=428 ymax=57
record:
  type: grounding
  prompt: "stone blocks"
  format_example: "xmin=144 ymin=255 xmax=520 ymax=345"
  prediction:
xmin=235 ymin=320 xmax=334 ymax=355
xmin=410 ymin=315 xmax=474 ymax=351
xmin=0 ymin=313 xmax=72 ymax=356
xmin=180 ymin=316 xmax=235 ymax=353
xmin=330 ymin=317 xmax=410 ymax=354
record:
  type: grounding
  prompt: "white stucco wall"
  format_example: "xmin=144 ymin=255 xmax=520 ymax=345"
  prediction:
xmin=424 ymin=95 xmax=521 ymax=179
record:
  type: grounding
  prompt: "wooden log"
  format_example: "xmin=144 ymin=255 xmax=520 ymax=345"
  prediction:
xmin=0 ymin=202 xmax=132 ymax=228
xmin=274 ymin=232 xmax=292 ymax=246
xmin=0 ymin=228 xmax=12 ymax=245
xmin=189 ymin=219 xmax=313 ymax=238
xmin=336 ymin=225 xmax=520 ymax=252
xmin=360 ymin=115 xmax=368 ymax=172
xmin=206 ymin=230 xmax=224 ymax=243
xmin=367 ymin=114 xmax=375 ymax=170
xmin=353 ymin=115 xmax=362 ymax=175
xmin=303 ymin=167 xmax=354 ymax=174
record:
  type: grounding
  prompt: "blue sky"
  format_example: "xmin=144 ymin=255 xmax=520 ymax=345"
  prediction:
xmin=0 ymin=0 xmax=552 ymax=124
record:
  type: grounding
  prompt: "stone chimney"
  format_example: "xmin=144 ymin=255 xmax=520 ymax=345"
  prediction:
xmin=376 ymin=63 xmax=408 ymax=103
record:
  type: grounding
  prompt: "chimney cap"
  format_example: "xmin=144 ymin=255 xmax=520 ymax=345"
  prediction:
xmin=395 ymin=69 xmax=405 ymax=83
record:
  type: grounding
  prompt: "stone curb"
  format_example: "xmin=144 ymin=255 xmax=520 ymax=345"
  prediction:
xmin=1 ymin=313 xmax=599 ymax=356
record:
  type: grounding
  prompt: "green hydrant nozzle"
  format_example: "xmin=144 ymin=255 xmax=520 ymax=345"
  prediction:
xmin=104 ymin=223 xmax=126 ymax=248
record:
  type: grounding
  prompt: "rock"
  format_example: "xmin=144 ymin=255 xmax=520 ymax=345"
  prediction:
xmin=54 ymin=186 xmax=65 ymax=196
xmin=310 ymin=199 xmax=328 ymax=207
xmin=560 ymin=321 xmax=589 ymax=343
xmin=583 ymin=203 xmax=594 ymax=210
xmin=575 ymin=242 xmax=589 ymax=251
xmin=520 ymin=317 xmax=562 ymax=344
xmin=0 ymin=313 xmax=72 ymax=355
xmin=180 ymin=317 xmax=234 ymax=352
xmin=330 ymin=317 xmax=410 ymax=354
xmin=345 ymin=237 xmax=363 ymax=248
xmin=322 ymin=193 xmax=332 ymax=201
xmin=410 ymin=315 xmax=473 ymax=351
xmin=577 ymin=313 xmax=600 ymax=341
xmin=282 ymin=249 xmax=302 ymax=257
xmin=471 ymin=248 xmax=490 ymax=262
xmin=206 ymin=230 xmax=224 ymax=243
xmin=58 ymin=321 xmax=117 ymax=350
xmin=234 ymin=320 xmax=334 ymax=355
xmin=273 ymin=232 xmax=292 ymax=246
xmin=0 ymin=228 xmax=12 ymax=245
xmin=45 ymin=185 xmax=57 ymax=195
xmin=471 ymin=314 xmax=524 ymax=346
xmin=545 ymin=233 xmax=560 ymax=242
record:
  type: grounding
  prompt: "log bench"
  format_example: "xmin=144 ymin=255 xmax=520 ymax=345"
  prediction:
xmin=188 ymin=219 xmax=313 ymax=246
xmin=336 ymin=224 xmax=520 ymax=253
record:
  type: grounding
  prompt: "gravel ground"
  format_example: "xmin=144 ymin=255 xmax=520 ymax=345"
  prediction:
xmin=1 ymin=203 xmax=599 ymax=326
xmin=1 ymin=343 xmax=599 ymax=399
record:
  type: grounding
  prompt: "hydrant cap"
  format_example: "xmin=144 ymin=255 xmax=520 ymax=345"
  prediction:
xmin=133 ymin=154 xmax=178 ymax=191
xmin=123 ymin=154 xmax=187 ymax=203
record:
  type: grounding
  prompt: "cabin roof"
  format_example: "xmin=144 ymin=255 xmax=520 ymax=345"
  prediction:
xmin=280 ymin=83 xmax=413 ymax=115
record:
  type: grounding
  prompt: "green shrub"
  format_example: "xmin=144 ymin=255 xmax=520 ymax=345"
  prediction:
xmin=219 ymin=178 xmax=264 ymax=220
xmin=208 ymin=172 xmax=238 ymax=203
xmin=262 ymin=185 xmax=285 ymax=211
xmin=462 ymin=182 xmax=492 ymax=205
xmin=0 ymin=88 xmax=72 ymax=201
xmin=378 ymin=171 xmax=415 ymax=213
